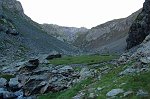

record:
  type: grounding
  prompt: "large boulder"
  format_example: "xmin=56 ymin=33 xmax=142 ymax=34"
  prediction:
xmin=45 ymin=51 xmax=61 ymax=60
xmin=20 ymin=58 xmax=39 ymax=71
xmin=9 ymin=78 xmax=22 ymax=90
xmin=127 ymin=0 xmax=150 ymax=49
xmin=3 ymin=91 xmax=17 ymax=99
xmin=0 ymin=78 xmax=7 ymax=87
xmin=106 ymin=89 xmax=124 ymax=97
xmin=6 ymin=28 xmax=19 ymax=36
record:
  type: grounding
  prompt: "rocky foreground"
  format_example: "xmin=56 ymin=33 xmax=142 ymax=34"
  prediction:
xmin=0 ymin=49 xmax=150 ymax=99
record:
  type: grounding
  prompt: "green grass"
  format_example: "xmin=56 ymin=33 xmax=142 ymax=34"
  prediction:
xmin=49 ymin=55 xmax=116 ymax=65
xmin=38 ymin=78 xmax=94 ymax=99
xmin=0 ymin=74 xmax=15 ymax=80
xmin=96 ymin=65 xmax=125 ymax=98
xmin=122 ymin=72 xmax=150 ymax=96
xmin=0 ymin=19 xmax=7 ymax=24
xmin=85 ymin=63 xmax=150 ymax=99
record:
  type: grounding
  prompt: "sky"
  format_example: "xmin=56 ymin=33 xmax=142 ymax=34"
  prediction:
xmin=17 ymin=0 xmax=145 ymax=29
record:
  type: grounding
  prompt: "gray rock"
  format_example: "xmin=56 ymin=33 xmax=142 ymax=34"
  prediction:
xmin=0 ymin=88 xmax=7 ymax=92
xmin=32 ymin=66 xmax=52 ymax=75
xmin=72 ymin=92 xmax=85 ymax=99
xmin=24 ymin=80 xmax=46 ymax=96
xmin=119 ymin=63 xmax=150 ymax=76
xmin=79 ymin=68 xmax=92 ymax=80
xmin=2 ymin=66 xmax=18 ymax=74
xmin=0 ymin=88 xmax=7 ymax=98
xmin=18 ymin=59 xmax=40 ymax=73
xmin=29 ymin=74 xmax=48 ymax=81
xmin=40 ymin=84 xmax=49 ymax=94
xmin=51 ymin=70 xmax=58 ymax=73
xmin=136 ymin=89 xmax=149 ymax=97
xmin=58 ymin=66 xmax=74 ymax=74
xmin=40 ymin=59 xmax=49 ymax=64
xmin=3 ymin=91 xmax=17 ymax=99
xmin=124 ymin=91 xmax=133 ymax=97
xmin=26 ymin=95 xmax=37 ymax=99
xmin=97 ymin=87 xmax=103 ymax=91
xmin=118 ymin=55 xmax=128 ymax=64
xmin=37 ymin=54 xmax=50 ymax=64
xmin=24 ymin=59 xmax=39 ymax=70
xmin=0 ymin=78 xmax=7 ymax=87
xmin=6 ymin=28 xmax=19 ymax=36
xmin=14 ymin=90 xmax=24 ymax=97
xmin=48 ymin=76 xmax=58 ymax=83
xmin=9 ymin=78 xmax=22 ymax=90
xmin=140 ymin=57 xmax=150 ymax=64
xmin=106 ymin=89 xmax=124 ymax=97
xmin=45 ymin=51 xmax=61 ymax=60
xmin=119 ymin=68 xmax=137 ymax=76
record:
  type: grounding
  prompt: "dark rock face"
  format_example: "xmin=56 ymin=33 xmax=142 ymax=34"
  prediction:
xmin=20 ymin=58 xmax=39 ymax=71
xmin=45 ymin=51 xmax=61 ymax=60
xmin=126 ymin=0 xmax=150 ymax=49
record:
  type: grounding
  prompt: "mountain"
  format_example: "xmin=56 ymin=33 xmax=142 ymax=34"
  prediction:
xmin=40 ymin=8 xmax=141 ymax=54
xmin=41 ymin=24 xmax=88 ymax=43
xmin=73 ymin=9 xmax=141 ymax=54
xmin=0 ymin=0 xmax=77 ymax=64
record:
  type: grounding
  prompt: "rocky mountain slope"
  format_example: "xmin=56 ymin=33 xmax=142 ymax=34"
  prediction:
xmin=74 ymin=9 xmax=141 ymax=53
xmin=41 ymin=24 xmax=88 ymax=43
xmin=0 ymin=0 xmax=77 ymax=65
xmin=127 ymin=0 xmax=150 ymax=49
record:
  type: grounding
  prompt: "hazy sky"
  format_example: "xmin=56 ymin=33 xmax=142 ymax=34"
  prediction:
xmin=18 ymin=0 xmax=145 ymax=28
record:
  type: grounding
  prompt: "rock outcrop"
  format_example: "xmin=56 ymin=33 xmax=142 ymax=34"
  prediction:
xmin=126 ymin=0 xmax=150 ymax=49
xmin=2 ymin=0 xmax=24 ymax=14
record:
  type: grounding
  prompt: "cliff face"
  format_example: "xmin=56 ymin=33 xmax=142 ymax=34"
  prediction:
xmin=126 ymin=0 xmax=150 ymax=49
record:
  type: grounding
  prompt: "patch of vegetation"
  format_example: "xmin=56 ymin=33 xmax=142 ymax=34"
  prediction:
xmin=95 ymin=65 xmax=125 ymax=98
xmin=0 ymin=74 xmax=15 ymax=80
xmin=19 ymin=45 xmax=29 ymax=52
xmin=49 ymin=55 xmax=116 ymax=65
xmin=83 ymin=63 xmax=150 ymax=99
xmin=38 ymin=78 xmax=94 ymax=99
xmin=121 ymin=72 xmax=150 ymax=98
xmin=0 ymin=19 xmax=7 ymax=24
